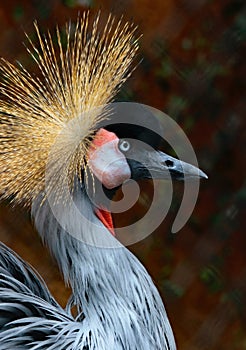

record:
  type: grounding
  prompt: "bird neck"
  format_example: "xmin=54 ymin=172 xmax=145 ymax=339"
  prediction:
xmin=31 ymin=186 xmax=175 ymax=350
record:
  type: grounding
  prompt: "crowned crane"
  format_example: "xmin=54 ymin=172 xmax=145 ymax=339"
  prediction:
xmin=0 ymin=12 xmax=207 ymax=350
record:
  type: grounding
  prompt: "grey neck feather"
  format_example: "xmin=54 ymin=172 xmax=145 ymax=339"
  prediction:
xmin=31 ymin=184 xmax=176 ymax=350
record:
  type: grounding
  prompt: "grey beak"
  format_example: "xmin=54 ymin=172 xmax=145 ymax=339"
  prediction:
xmin=128 ymin=149 xmax=208 ymax=181
xmin=155 ymin=151 xmax=208 ymax=180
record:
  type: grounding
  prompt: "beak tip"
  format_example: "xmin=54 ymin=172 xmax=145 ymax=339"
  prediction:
xmin=199 ymin=169 xmax=208 ymax=179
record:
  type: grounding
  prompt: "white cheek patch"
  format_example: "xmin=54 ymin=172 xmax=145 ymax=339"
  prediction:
xmin=88 ymin=139 xmax=131 ymax=189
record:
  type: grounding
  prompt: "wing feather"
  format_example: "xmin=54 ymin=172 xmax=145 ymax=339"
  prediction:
xmin=0 ymin=243 xmax=89 ymax=349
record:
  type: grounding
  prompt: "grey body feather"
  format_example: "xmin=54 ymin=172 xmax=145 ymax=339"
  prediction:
xmin=0 ymin=183 xmax=176 ymax=349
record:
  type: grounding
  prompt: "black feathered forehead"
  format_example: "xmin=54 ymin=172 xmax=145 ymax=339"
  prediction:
xmin=99 ymin=103 xmax=163 ymax=149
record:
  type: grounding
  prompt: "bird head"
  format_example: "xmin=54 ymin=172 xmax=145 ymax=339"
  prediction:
xmin=0 ymin=12 xmax=206 ymax=242
xmin=85 ymin=103 xmax=207 ymax=237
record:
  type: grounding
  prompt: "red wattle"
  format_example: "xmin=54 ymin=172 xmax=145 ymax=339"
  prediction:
xmin=95 ymin=208 xmax=115 ymax=236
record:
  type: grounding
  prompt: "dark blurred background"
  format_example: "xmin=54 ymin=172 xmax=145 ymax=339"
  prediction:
xmin=0 ymin=1 xmax=245 ymax=349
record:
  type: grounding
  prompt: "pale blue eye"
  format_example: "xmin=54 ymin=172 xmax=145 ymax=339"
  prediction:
xmin=119 ymin=140 xmax=131 ymax=152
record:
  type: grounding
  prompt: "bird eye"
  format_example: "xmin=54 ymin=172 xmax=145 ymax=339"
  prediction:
xmin=119 ymin=139 xmax=131 ymax=153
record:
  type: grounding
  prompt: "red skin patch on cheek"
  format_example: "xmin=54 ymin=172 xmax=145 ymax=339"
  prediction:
xmin=91 ymin=128 xmax=118 ymax=149
xmin=88 ymin=128 xmax=131 ymax=189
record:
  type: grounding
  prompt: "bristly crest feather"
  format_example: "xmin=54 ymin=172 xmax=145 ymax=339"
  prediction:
xmin=0 ymin=12 xmax=138 ymax=206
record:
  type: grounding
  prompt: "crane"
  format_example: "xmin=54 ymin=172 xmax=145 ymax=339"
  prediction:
xmin=0 ymin=12 xmax=207 ymax=349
